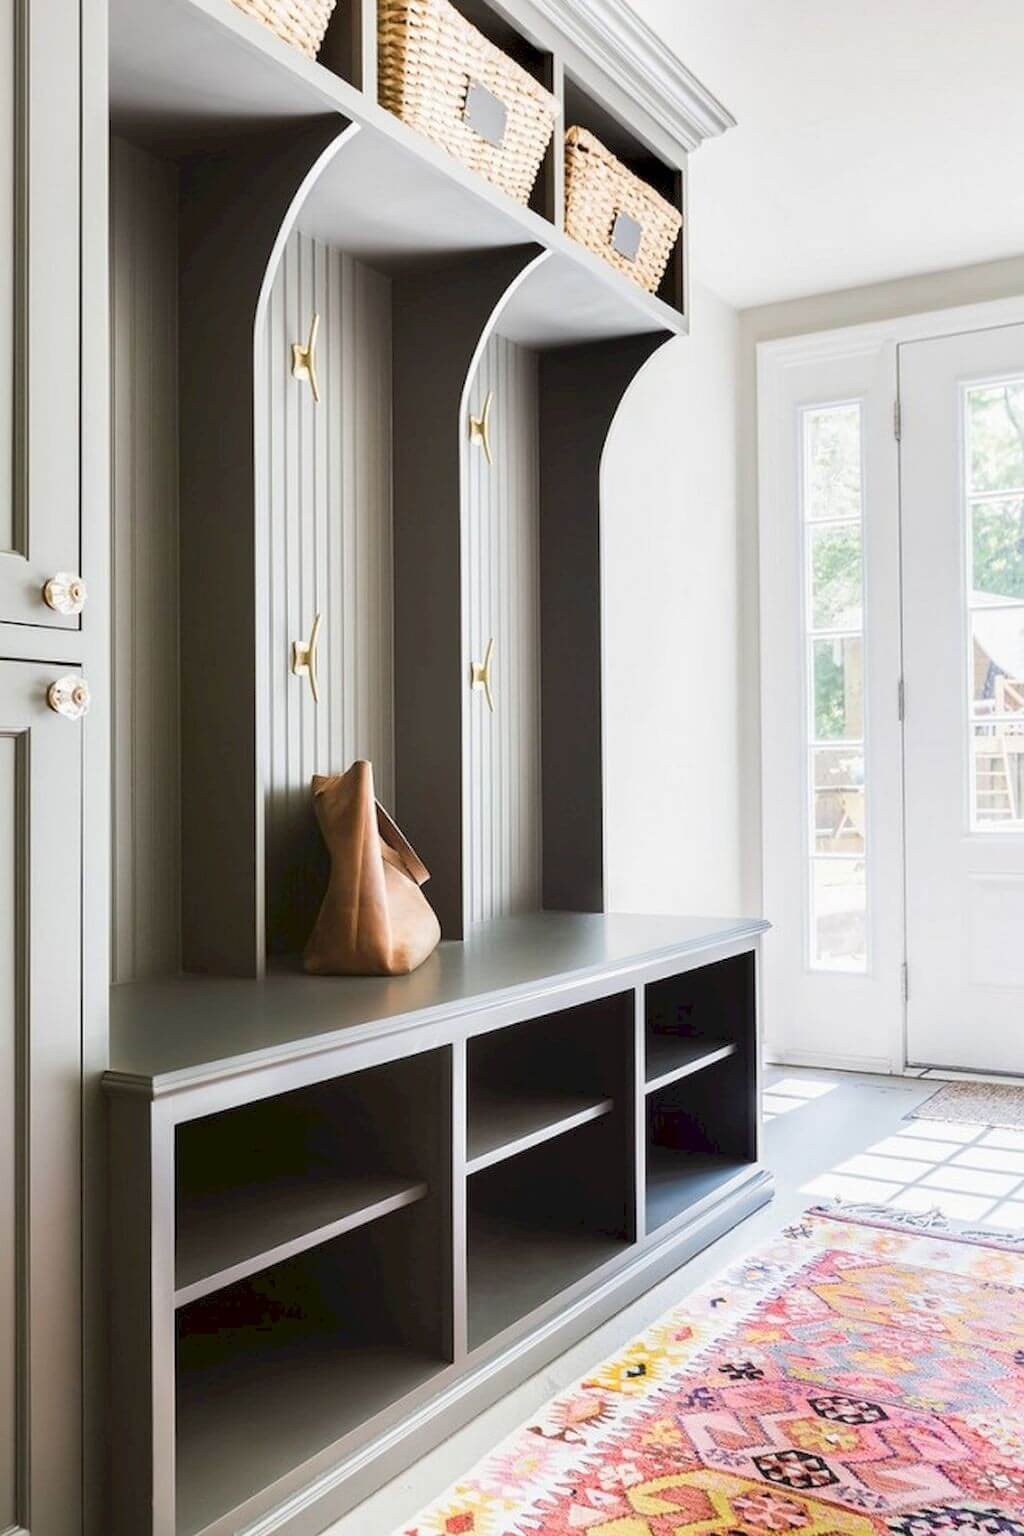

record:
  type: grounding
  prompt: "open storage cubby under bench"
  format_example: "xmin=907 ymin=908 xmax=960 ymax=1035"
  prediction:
xmin=105 ymin=913 xmax=771 ymax=1536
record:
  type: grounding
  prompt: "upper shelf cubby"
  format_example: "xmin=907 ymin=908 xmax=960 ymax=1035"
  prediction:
xmin=109 ymin=0 xmax=733 ymax=336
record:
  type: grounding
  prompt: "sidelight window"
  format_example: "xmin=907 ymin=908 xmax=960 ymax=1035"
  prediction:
xmin=801 ymin=403 xmax=867 ymax=970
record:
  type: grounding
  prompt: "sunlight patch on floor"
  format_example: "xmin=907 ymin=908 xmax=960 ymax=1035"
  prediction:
xmin=800 ymin=1113 xmax=1024 ymax=1225
xmin=764 ymin=1076 xmax=838 ymax=1123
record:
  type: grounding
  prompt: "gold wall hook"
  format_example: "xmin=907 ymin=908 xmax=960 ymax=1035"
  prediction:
xmin=291 ymin=311 xmax=321 ymax=404
xmin=292 ymin=611 xmax=322 ymax=704
xmin=469 ymin=389 xmax=494 ymax=465
xmin=470 ymin=637 xmax=495 ymax=713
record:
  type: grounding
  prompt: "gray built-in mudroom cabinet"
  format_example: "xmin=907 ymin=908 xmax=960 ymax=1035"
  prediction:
xmin=0 ymin=0 xmax=772 ymax=1532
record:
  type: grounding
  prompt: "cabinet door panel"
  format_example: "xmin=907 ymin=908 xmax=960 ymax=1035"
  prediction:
xmin=0 ymin=660 xmax=82 ymax=1533
xmin=0 ymin=0 xmax=81 ymax=629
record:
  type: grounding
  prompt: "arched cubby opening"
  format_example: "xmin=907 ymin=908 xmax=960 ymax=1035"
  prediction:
xmin=112 ymin=98 xmax=677 ymax=978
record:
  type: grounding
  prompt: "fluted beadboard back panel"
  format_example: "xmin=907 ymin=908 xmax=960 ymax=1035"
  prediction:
xmin=110 ymin=138 xmax=181 ymax=983
xmin=464 ymin=334 xmax=542 ymax=924
xmin=259 ymin=231 xmax=394 ymax=955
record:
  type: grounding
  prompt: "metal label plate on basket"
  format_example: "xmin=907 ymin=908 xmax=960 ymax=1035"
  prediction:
xmin=464 ymin=81 xmax=508 ymax=147
xmin=611 ymin=211 xmax=643 ymax=262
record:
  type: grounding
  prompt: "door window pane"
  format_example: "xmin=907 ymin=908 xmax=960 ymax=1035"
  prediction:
xmin=812 ymin=858 xmax=867 ymax=970
xmin=813 ymin=748 xmax=866 ymax=854
xmin=805 ymin=404 xmax=862 ymax=520
xmin=966 ymin=376 xmax=1024 ymax=830
xmin=812 ymin=637 xmax=864 ymax=741
xmin=972 ymin=723 xmax=1024 ymax=827
xmin=968 ymin=382 xmax=1024 ymax=495
xmin=972 ymin=609 xmax=1024 ymax=716
xmin=971 ymin=498 xmax=1024 ymax=602
xmin=810 ymin=523 xmax=863 ymax=630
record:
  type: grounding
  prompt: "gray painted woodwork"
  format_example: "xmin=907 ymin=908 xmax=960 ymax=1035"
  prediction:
xmin=81 ymin=4 xmax=112 ymax=1530
xmin=391 ymin=249 xmax=539 ymax=940
xmin=539 ymin=334 xmax=668 ymax=911
xmin=0 ymin=661 xmax=84 ymax=1534
xmin=645 ymin=1036 xmax=737 ymax=1092
xmin=466 ymin=1090 xmax=613 ymax=1173
xmin=104 ymin=916 xmax=768 ymax=1536
xmin=464 ymin=334 xmax=542 ymax=925
xmin=177 ymin=121 xmax=343 ymax=976
xmin=259 ymin=231 xmax=394 ymax=956
xmin=108 ymin=0 xmax=693 ymax=345
xmin=0 ymin=0 xmax=82 ymax=631
xmin=108 ymin=913 xmax=769 ymax=1090
xmin=110 ymin=137 xmax=182 ymax=982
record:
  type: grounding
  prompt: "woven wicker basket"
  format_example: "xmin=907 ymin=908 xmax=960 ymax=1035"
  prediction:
xmin=379 ymin=0 xmax=559 ymax=205
xmin=564 ymin=127 xmax=683 ymax=294
xmin=228 ymin=0 xmax=339 ymax=59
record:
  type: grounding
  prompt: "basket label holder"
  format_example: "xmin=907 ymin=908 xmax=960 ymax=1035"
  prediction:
xmin=463 ymin=80 xmax=509 ymax=147
xmin=610 ymin=210 xmax=643 ymax=262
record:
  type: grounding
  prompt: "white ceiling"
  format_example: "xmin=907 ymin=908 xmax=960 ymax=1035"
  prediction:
xmin=631 ymin=0 xmax=1024 ymax=309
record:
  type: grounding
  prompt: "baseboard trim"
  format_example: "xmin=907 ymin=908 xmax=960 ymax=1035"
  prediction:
xmin=766 ymin=1047 xmax=897 ymax=1076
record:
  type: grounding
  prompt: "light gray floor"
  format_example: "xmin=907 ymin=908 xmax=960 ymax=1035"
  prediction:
xmin=325 ymin=1065 xmax=1017 ymax=1536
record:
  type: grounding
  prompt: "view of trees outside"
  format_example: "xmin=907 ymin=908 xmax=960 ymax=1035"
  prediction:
xmin=803 ymin=403 xmax=867 ymax=969
xmin=966 ymin=382 xmax=1024 ymax=826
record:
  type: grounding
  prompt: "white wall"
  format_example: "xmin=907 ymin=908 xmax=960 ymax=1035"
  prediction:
xmin=603 ymin=252 xmax=1024 ymax=931
xmin=603 ymin=279 xmax=747 ymax=917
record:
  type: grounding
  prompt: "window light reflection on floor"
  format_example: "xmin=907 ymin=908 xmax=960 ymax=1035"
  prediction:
xmin=763 ymin=1076 xmax=838 ymax=1123
xmin=800 ymin=1118 xmax=1024 ymax=1226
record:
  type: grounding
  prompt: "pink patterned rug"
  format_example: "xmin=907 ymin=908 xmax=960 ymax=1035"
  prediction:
xmin=397 ymin=1206 xmax=1024 ymax=1536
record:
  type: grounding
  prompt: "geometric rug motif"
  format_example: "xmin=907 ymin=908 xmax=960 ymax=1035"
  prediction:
xmin=906 ymin=1081 xmax=1024 ymax=1131
xmin=395 ymin=1206 xmax=1024 ymax=1536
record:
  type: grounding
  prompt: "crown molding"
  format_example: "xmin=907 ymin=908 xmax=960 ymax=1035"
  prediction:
xmin=528 ymin=0 xmax=736 ymax=153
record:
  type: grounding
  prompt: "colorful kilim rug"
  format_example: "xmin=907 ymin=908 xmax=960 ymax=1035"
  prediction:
xmin=395 ymin=1205 xmax=1024 ymax=1536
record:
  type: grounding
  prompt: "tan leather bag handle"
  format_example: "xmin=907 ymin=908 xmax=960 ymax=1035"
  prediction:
xmin=376 ymin=801 xmax=430 ymax=888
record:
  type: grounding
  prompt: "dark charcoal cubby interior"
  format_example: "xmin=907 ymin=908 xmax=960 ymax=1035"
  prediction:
xmin=644 ymin=956 xmax=756 ymax=1232
xmin=646 ymin=952 xmax=756 ymax=1056
xmin=646 ymin=1053 xmax=756 ymax=1235
xmin=468 ymin=1109 xmax=634 ymax=1350
xmin=467 ymin=992 xmax=632 ymax=1170
xmin=563 ymin=73 xmax=684 ymax=312
xmin=175 ymin=1203 xmax=450 ymax=1536
xmin=175 ymin=1050 xmax=451 ymax=1303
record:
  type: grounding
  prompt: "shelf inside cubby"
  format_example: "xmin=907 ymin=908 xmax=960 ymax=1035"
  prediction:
xmin=467 ymin=1108 xmax=634 ymax=1349
xmin=645 ymin=1033 xmax=757 ymax=1234
xmin=645 ymin=1149 xmax=751 ymax=1235
xmin=175 ymin=1171 xmax=428 ymax=1306
xmin=467 ymin=1090 xmax=614 ymax=1174
xmin=176 ymin=1207 xmax=450 ymax=1534
xmin=466 ymin=991 xmax=631 ymax=1176
xmin=645 ymin=1036 xmax=736 ymax=1094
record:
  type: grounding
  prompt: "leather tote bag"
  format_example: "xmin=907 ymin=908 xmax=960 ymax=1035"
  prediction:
xmin=304 ymin=760 xmax=441 ymax=976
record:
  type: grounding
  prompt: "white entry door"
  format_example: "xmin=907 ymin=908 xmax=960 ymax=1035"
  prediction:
xmin=902 ymin=324 xmax=1024 ymax=1073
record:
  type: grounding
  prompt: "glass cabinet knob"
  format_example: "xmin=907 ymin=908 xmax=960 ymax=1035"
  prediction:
xmin=43 ymin=572 xmax=87 ymax=615
xmin=47 ymin=676 xmax=91 ymax=721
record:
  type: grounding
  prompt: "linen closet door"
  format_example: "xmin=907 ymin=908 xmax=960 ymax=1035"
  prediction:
xmin=0 ymin=662 xmax=83 ymax=1532
xmin=0 ymin=1 xmax=81 ymax=629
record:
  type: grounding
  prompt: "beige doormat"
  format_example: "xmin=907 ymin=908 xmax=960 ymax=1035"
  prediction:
xmin=908 ymin=1077 xmax=1024 ymax=1129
